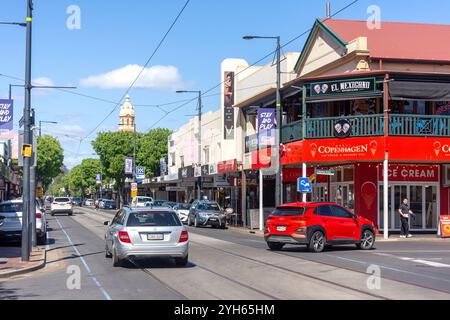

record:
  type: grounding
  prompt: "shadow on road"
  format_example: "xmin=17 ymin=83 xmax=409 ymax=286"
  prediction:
xmin=123 ymin=257 xmax=196 ymax=270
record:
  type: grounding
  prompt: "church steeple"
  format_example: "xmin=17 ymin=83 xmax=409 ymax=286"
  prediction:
xmin=119 ymin=94 xmax=135 ymax=132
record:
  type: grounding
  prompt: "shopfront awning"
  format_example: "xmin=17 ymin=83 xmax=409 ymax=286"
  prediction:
xmin=390 ymin=81 xmax=450 ymax=101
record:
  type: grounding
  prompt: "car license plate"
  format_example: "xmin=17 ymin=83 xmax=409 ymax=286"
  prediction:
xmin=277 ymin=226 xmax=287 ymax=232
xmin=147 ymin=234 xmax=164 ymax=240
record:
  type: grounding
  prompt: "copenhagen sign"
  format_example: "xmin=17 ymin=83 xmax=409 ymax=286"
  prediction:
xmin=310 ymin=77 xmax=376 ymax=97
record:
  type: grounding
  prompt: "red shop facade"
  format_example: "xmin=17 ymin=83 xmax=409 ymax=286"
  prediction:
xmin=281 ymin=136 xmax=450 ymax=233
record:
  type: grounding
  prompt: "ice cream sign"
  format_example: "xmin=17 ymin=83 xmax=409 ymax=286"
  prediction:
xmin=379 ymin=165 xmax=439 ymax=182
xmin=0 ymin=99 xmax=13 ymax=130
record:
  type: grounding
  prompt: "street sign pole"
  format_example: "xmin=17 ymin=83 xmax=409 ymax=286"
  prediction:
xmin=21 ymin=0 xmax=33 ymax=262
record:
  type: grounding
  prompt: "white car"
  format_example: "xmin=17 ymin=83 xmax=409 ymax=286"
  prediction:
xmin=174 ymin=203 xmax=191 ymax=223
xmin=0 ymin=200 xmax=47 ymax=245
xmin=131 ymin=196 xmax=153 ymax=208
xmin=51 ymin=197 xmax=73 ymax=216
xmin=85 ymin=199 xmax=94 ymax=206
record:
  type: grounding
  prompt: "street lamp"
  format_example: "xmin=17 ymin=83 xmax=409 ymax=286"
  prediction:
xmin=38 ymin=120 xmax=58 ymax=137
xmin=243 ymin=35 xmax=282 ymax=207
xmin=176 ymin=90 xmax=202 ymax=200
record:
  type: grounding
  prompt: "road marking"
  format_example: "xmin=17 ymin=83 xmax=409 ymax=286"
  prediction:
xmin=56 ymin=218 xmax=112 ymax=300
xmin=405 ymin=259 xmax=450 ymax=268
xmin=45 ymin=231 xmax=50 ymax=250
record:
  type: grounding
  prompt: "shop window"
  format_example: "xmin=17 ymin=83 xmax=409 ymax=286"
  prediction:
xmin=308 ymin=102 xmax=328 ymax=118
xmin=343 ymin=167 xmax=354 ymax=182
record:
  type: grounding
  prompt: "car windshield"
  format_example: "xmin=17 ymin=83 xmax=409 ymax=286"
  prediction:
xmin=198 ymin=203 xmax=220 ymax=211
xmin=0 ymin=203 xmax=23 ymax=212
xmin=272 ymin=207 xmax=306 ymax=216
xmin=126 ymin=211 xmax=181 ymax=227
xmin=73 ymin=197 xmax=81 ymax=201
xmin=137 ymin=197 xmax=152 ymax=203
xmin=54 ymin=198 xmax=70 ymax=202
xmin=177 ymin=204 xmax=191 ymax=210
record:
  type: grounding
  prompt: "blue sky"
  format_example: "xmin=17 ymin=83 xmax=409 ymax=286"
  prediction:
xmin=0 ymin=0 xmax=449 ymax=168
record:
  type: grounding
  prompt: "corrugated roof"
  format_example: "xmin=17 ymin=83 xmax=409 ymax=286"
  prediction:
xmin=323 ymin=19 xmax=450 ymax=63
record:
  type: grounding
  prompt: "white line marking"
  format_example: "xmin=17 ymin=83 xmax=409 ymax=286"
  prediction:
xmin=409 ymin=259 xmax=450 ymax=268
xmin=56 ymin=218 xmax=112 ymax=300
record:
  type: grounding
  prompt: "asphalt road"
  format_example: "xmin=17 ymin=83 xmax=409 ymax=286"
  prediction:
xmin=1 ymin=206 xmax=449 ymax=300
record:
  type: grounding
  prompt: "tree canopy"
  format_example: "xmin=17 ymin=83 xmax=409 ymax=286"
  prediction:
xmin=37 ymin=135 xmax=64 ymax=189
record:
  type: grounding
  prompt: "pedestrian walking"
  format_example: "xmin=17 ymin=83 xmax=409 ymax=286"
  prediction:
xmin=398 ymin=198 xmax=415 ymax=238
xmin=95 ymin=199 xmax=99 ymax=211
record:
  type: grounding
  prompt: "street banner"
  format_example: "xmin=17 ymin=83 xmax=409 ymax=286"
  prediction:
xmin=159 ymin=158 xmax=167 ymax=176
xmin=223 ymin=71 xmax=235 ymax=140
xmin=440 ymin=215 xmax=450 ymax=238
xmin=96 ymin=173 xmax=102 ymax=184
xmin=0 ymin=99 xmax=13 ymax=130
xmin=124 ymin=157 xmax=133 ymax=175
xmin=257 ymin=108 xmax=275 ymax=146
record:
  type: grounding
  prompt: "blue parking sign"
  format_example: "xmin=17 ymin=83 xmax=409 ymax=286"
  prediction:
xmin=297 ymin=177 xmax=312 ymax=193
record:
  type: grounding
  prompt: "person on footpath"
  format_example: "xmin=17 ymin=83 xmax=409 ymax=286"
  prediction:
xmin=398 ymin=198 xmax=415 ymax=238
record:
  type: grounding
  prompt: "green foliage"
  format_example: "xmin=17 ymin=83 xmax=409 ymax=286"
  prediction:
xmin=91 ymin=128 xmax=172 ymax=204
xmin=37 ymin=135 xmax=64 ymax=189
xmin=68 ymin=158 xmax=101 ymax=196
xmin=138 ymin=128 xmax=172 ymax=177
xmin=49 ymin=173 xmax=70 ymax=196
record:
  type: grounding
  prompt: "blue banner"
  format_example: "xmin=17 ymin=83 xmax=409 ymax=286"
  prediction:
xmin=0 ymin=99 xmax=13 ymax=130
xmin=257 ymin=108 xmax=275 ymax=146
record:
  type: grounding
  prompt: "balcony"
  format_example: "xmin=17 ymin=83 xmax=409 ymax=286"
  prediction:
xmin=280 ymin=114 xmax=450 ymax=143
xmin=389 ymin=114 xmax=450 ymax=137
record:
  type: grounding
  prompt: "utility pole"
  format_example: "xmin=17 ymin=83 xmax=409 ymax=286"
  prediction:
xmin=243 ymin=35 xmax=282 ymax=206
xmin=197 ymin=91 xmax=202 ymax=200
xmin=176 ymin=90 xmax=203 ymax=200
xmin=21 ymin=0 xmax=33 ymax=261
xmin=133 ymin=121 xmax=136 ymax=183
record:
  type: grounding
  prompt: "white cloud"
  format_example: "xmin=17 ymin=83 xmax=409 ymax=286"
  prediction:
xmin=79 ymin=64 xmax=186 ymax=91
xmin=32 ymin=77 xmax=54 ymax=87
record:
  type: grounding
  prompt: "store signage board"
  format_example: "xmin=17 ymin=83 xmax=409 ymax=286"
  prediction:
xmin=440 ymin=216 xmax=450 ymax=238
xmin=310 ymin=77 xmax=376 ymax=97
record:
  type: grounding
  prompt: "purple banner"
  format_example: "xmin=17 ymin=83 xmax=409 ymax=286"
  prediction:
xmin=0 ymin=99 xmax=13 ymax=130
xmin=124 ymin=157 xmax=133 ymax=175
xmin=257 ymin=108 xmax=275 ymax=146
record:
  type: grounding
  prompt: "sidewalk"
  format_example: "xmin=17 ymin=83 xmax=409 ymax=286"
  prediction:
xmin=0 ymin=247 xmax=46 ymax=279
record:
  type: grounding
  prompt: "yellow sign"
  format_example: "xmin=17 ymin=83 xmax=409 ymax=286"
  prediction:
xmin=36 ymin=187 xmax=44 ymax=197
xmin=22 ymin=144 xmax=32 ymax=158
xmin=131 ymin=190 xmax=137 ymax=198
xmin=309 ymin=174 xmax=316 ymax=183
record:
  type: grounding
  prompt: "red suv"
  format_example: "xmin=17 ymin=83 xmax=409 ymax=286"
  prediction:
xmin=264 ymin=202 xmax=377 ymax=253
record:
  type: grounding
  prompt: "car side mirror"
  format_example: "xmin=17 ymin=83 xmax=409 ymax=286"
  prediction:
xmin=104 ymin=221 xmax=109 ymax=226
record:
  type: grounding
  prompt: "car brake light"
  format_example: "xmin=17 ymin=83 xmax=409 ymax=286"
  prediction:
xmin=36 ymin=212 xmax=42 ymax=219
xmin=267 ymin=216 xmax=274 ymax=220
xmin=178 ymin=230 xmax=188 ymax=243
xmin=118 ymin=231 xmax=131 ymax=243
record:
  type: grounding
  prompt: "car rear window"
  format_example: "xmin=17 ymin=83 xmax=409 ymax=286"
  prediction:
xmin=198 ymin=203 xmax=220 ymax=211
xmin=272 ymin=207 xmax=306 ymax=216
xmin=54 ymin=198 xmax=70 ymax=202
xmin=126 ymin=211 xmax=181 ymax=227
xmin=0 ymin=203 xmax=23 ymax=212
xmin=178 ymin=204 xmax=191 ymax=210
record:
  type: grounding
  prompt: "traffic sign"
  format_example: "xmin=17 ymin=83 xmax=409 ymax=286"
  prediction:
xmin=36 ymin=187 xmax=43 ymax=198
xmin=131 ymin=189 xmax=137 ymax=198
xmin=316 ymin=169 xmax=336 ymax=176
xmin=297 ymin=177 xmax=312 ymax=193
xmin=22 ymin=144 xmax=32 ymax=158
xmin=131 ymin=183 xmax=138 ymax=191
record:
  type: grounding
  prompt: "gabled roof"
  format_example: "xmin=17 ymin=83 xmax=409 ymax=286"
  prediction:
xmin=294 ymin=18 xmax=450 ymax=74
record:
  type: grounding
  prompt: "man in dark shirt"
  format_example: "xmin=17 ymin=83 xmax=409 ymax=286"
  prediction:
xmin=398 ymin=198 xmax=415 ymax=238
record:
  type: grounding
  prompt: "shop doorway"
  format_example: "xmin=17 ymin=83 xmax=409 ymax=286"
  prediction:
xmin=378 ymin=183 xmax=439 ymax=231
xmin=331 ymin=183 xmax=354 ymax=211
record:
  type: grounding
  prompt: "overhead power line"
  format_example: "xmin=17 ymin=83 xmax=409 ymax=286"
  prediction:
xmin=83 ymin=0 xmax=191 ymax=139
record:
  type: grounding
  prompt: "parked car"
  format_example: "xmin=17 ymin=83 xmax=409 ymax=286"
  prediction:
xmin=50 ymin=197 xmax=73 ymax=216
xmin=101 ymin=199 xmax=116 ymax=210
xmin=131 ymin=196 xmax=153 ymax=208
xmin=162 ymin=201 xmax=177 ymax=209
xmin=174 ymin=203 xmax=191 ymax=224
xmin=264 ymin=202 xmax=377 ymax=253
xmin=187 ymin=200 xmax=226 ymax=229
xmin=104 ymin=207 xmax=189 ymax=267
xmin=72 ymin=197 xmax=83 ymax=207
xmin=85 ymin=199 xmax=94 ymax=206
xmin=0 ymin=199 xmax=47 ymax=245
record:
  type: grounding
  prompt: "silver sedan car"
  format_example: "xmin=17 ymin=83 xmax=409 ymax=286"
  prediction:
xmin=104 ymin=207 xmax=189 ymax=267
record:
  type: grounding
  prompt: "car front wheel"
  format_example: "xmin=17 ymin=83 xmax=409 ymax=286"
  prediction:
xmin=357 ymin=229 xmax=375 ymax=250
xmin=309 ymin=231 xmax=326 ymax=253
